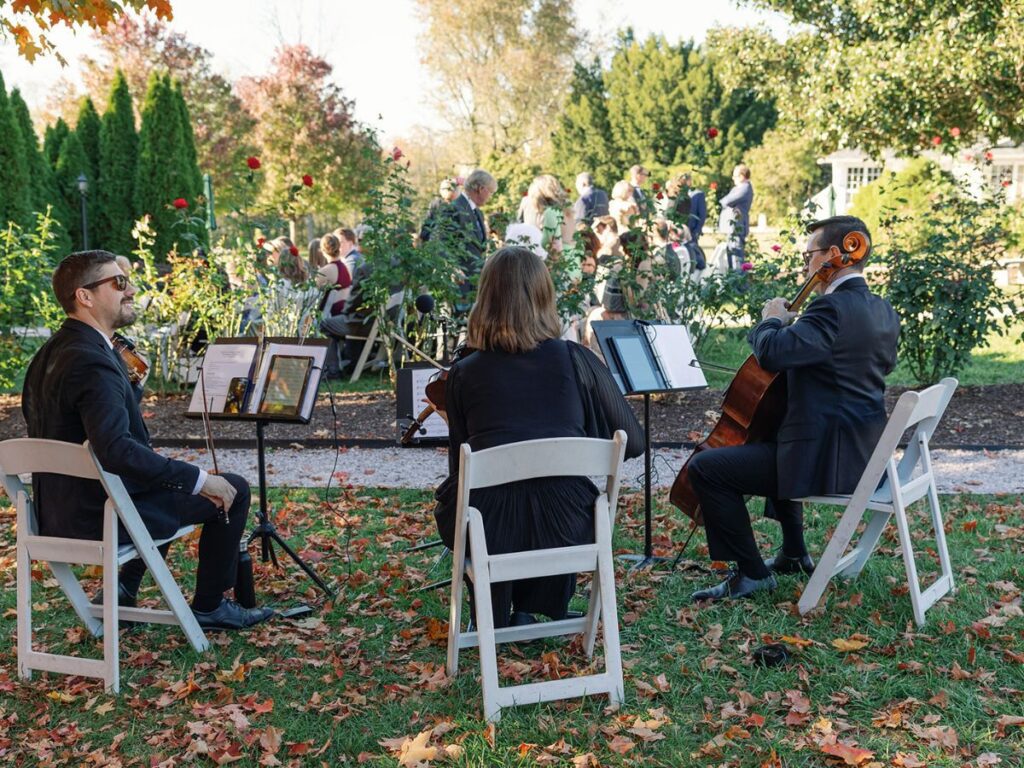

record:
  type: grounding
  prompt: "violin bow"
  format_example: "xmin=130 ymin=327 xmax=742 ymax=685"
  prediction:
xmin=198 ymin=364 xmax=229 ymax=523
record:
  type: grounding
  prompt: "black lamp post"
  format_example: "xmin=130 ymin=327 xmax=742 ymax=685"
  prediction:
xmin=77 ymin=173 xmax=89 ymax=250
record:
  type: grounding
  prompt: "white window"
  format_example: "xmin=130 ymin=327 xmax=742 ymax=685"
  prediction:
xmin=845 ymin=166 xmax=882 ymax=206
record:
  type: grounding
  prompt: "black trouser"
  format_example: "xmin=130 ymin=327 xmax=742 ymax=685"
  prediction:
xmin=687 ymin=443 xmax=804 ymax=579
xmin=119 ymin=473 xmax=251 ymax=607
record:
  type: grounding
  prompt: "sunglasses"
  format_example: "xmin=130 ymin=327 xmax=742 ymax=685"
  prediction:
xmin=82 ymin=273 xmax=130 ymax=292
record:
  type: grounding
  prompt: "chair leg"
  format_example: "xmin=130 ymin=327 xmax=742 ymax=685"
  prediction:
xmin=135 ymin=538 xmax=209 ymax=653
xmin=49 ymin=562 xmax=103 ymax=636
xmin=839 ymin=509 xmax=892 ymax=579
xmin=16 ymin=537 xmax=32 ymax=682
xmin=103 ymin=509 xmax=120 ymax=693
xmin=927 ymin=481 xmax=955 ymax=595
xmin=889 ymin=483 xmax=926 ymax=627
xmin=583 ymin=576 xmax=602 ymax=659
xmin=594 ymin=507 xmax=623 ymax=705
xmin=446 ymin=536 xmax=468 ymax=678
xmin=798 ymin=501 xmax=867 ymax=616
xmin=349 ymin=321 xmax=379 ymax=383
xmin=467 ymin=510 xmax=501 ymax=723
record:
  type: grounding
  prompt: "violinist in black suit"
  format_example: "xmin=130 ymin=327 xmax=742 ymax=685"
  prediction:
xmin=688 ymin=216 xmax=900 ymax=602
xmin=21 ymin=250 xmax=274 ymax=630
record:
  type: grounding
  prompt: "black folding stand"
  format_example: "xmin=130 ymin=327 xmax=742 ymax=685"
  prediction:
xmin=249 ymin=418 xmax=335 ymax=597
xmin=592 ymin=320 xmax=706 ymax=570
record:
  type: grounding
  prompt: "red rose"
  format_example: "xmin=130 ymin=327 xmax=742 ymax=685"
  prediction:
xmin=707 ymin=127 xmax=719 ymax=139
xmin=257 ymin=237 xmax=266 ymax=247
xmin=656 ymin=192 xmax=664 ymax=200
xmin=741 ymin=262 xmax=753 ymax=271
xmin=302 ymin=174 xmax=314 ymax=187
xmin=709 ymin=181 xmax=718 ymax=191
xmin=1002 ymin=180 xmax=1012 ymax=187
xmin=173 ymin=198 xmax=188 ymax=209
xmin=771 ymin=244 xmax=781 ymax=252
xmin=391 ymin=146 xmax=403 ymax=161
xmin=247 ymin=156 xmax=261 ymax=170
xmin=652 ymin=182 xmax=661 ymax=191
xmin=985 ymin=151 xmax=994 ymax=161
xmin=289 ymin=245 xmax=300 ymax=257
xmin=522 ymin=190 xmax=528 ymax=197
xmin=931 ymin=135 xmax=942 ymax=146
xmin=950 ymin=127 xmax=961 ymax=138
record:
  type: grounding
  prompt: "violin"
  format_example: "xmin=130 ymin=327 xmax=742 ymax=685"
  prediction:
xmin=400 ymin=346 xmax=474 ymax=445
xmin=112 ymin=332 xmax=150 ymax=386
xmin=669 ymin=231 xmax=870 ymax=525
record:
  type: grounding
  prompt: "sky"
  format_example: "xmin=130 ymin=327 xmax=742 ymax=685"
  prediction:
xmin=0 ymin=0 xmax=791 ymax=139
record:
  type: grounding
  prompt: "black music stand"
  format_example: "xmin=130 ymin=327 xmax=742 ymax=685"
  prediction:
xmin=592 ymin=320 xmax=706 ymax=569
xmin=187 ymin=336 xmax=335 ymax=597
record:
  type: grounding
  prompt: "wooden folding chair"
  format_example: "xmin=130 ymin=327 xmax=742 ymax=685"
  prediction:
xmin=0 ymin=438 xmax=209 ymax=693
xmin=349 ymin=289 xmax=406 ymax=382
xmin=446 ymin=431 xmax=627 ymax=722
xmin=796 ymin=377 xmax=958 ymax=625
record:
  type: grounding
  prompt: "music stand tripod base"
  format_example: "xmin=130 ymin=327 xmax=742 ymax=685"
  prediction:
xmin=250 ymin=418 xmax=336 ymax=597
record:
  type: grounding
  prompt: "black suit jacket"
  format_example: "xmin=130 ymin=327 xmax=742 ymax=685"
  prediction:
xmin=22 ymin=318 xmax=200 ymax=540
xmin=748 ymin=278 xmax=900 ymax=499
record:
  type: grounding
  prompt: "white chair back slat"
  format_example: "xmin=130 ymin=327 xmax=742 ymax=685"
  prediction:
xmin=0 ymin=438 xmax=100 ymax=480
xmin=462 ymin=437 xmax=623 ymax=490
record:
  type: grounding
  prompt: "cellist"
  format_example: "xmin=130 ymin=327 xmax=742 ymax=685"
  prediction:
xmin=689 ymin=216 xmax=900 ymax=602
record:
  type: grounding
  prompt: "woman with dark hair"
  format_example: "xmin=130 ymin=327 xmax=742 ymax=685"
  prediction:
xmin=433 ymin=247 xmax=643 ymax=628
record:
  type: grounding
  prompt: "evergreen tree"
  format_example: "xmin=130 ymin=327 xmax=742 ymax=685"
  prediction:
xmin=97 ymin=70 xmax=138 ymax=254
xmin=9 ymin=88 xmax=73 ymax=252
xmin=54 ymin=132 xmax=92 ymax=250
xmin=75 ymin=96 xmax=103 ymax=189
xmin=0 ymin=71 xmax=32 ymax=228
xmin=172 ymin=79 xmax=206 ymax=247
xmin=549 ymin=60 xmax=619 ymax=190
xmin=43 ymin=118 xmax=70 ymax=170
xmin=135 ymin=71 xmax=193 ymax=258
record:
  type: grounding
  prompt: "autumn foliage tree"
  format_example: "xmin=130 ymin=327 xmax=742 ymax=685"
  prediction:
xmin=235 ymin=44 xmax=378 ymax=221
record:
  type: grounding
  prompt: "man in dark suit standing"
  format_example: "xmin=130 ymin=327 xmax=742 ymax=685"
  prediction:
xmin=688 ymin=216 xmax=900 ymax=602
xmin=572 ymin=172 xmax=610 ymax=224
xmin=22 ymin=251 xmax=274 ymax=629
xmin=422 ymin=168 xmax=496 ymax=300
xmin=681 ymin=173 xmax=707 ymax=243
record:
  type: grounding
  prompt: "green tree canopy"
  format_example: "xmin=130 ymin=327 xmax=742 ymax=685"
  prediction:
xmin=97 ymin=69 xmax=138 ymax=254
xmin=75 ymin=96 xmax=102 ymax=188
xmin=0 ymin=71 xmax=32 ymax=229
xmin=43 ymin=117 xmax=70 ymax=170
xmin=549 ymin=60 xmax=618 ymax=189
xmin=711 ymin=1 xmax=1024 ymax=154
xmin=745 ymin=127 xmax=828 ymax=223
xmin=54 ymin=131 xmax=91 ymax=250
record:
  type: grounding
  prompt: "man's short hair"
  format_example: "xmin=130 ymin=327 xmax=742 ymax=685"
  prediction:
xmin=465 ymin=169 xmax=497 ymax=194
xmin=337 ymin=227 xmax=358 ymax=245
xmin=52 ymin=250 xmax=118 ymax=314
xmin=629 ymin=164 xmax=648 ymax=178
xmin=575 ymin=172 xmax=594 ymax=193
xmin=807 ymin=215 xmax=872 ymax=266
xmin=735 ymin=164 xmax=751 ymax=180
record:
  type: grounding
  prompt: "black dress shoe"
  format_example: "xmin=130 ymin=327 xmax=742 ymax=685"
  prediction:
xmin=765 ymin=551 xmax=815 ymax=576
xmin=91 ymin=582 xmax=138 ymax=608
xmin=509 ymin=611 xmax=538 ymax=627
xmin=192 ymin=599 xmax=275 ymax=631
xmin=691 ymin=572 xmax=777 ymax=603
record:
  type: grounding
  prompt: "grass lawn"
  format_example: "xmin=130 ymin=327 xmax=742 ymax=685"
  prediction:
xmin=2 ymin=486 xmax=1023 ymax=766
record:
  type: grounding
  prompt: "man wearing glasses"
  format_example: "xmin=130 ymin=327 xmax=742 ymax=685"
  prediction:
xmin=21 ymin=250 xmax=274 ymax=630
xmin=687 ymin=216 xmax=900 ymax=602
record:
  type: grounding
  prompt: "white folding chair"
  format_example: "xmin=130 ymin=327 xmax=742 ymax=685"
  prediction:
xmin=349 ymin=289 xmax=406 ymax=382
xmin=0 ymin=438 xmax=209 ymax=693
xmin=796 ymin=378 xmax=958 ymax=626
xmin=446 ymin=431 xmax=628 ymax=722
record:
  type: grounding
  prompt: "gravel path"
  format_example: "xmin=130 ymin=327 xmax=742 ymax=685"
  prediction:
xmin=164 ymin=445 xmax=1024 ymax=496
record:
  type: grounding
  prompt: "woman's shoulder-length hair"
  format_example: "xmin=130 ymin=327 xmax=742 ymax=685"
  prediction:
xmin=466 ymin=246 xmax=563 ymax=355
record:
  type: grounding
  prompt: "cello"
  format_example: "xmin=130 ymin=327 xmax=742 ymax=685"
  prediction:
xmin=669 ymin=231 xmax=870 ymax=524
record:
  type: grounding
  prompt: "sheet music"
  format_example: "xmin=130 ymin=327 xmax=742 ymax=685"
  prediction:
xmin=642 ymin=324 xmax=707 ymax=389
xmin=187 ymin=343 xmax=258 ymax=413
xmin=249 ymin=342 xmax=328 ymax=420
xmin=410 ymin=367 xmax=449 ymax=438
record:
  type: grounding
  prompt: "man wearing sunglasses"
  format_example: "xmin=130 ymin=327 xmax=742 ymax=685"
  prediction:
xmin=21 ymin=250 xmax=274 ymax=630
xmin=687 ymin=216 xmax=900 ymax=603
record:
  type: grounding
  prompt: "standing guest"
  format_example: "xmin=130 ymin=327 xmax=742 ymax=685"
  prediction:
xmin=572 ymin=172 xmax=610 ymax=225
xmin=520 ymin=173 xmax=575 ymax=256
xmin=422 ymin=168 xmax=497 ymax=300
xmin=628 ymin=164 xmax=650 ymax=207
xmin=433 ymin=247 xmax=643 ymax=629
xmin=718 ymin=164 xmax=754 ymax=270
xmin=420 ymin=178 xmax=459 ymax=243
xmin=609 ymin=180 xmax=638 ymax=232
xmin=681 ymin=172 xmax=708 ymax=243
xmin=688 ymin=216 xmax=900 ymax=602
xmin=21 ymin=251 xmax=274 ymax=630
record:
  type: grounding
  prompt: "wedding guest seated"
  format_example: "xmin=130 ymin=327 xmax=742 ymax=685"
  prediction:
xmin=609 ymin=180 xmax=638 ymax=232
xmin=433 ymin=246 xmax=643 ymax=629
xmin=267 ymin=236 xmax=309 ymax=285
xmin=316 ymin=231 xmax=357 ymax=379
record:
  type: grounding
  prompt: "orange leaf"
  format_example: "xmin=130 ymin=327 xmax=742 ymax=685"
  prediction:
xmin=607 ymin=734 xmax=635 ymax=754
xmin=831 ymin=637 xmax=869 ymax=652
xmin=819 ymin=741 xmax=874 ymax=765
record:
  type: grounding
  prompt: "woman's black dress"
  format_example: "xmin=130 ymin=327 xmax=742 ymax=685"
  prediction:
xmin=434 ymin=338 xmax=643 ymax=628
